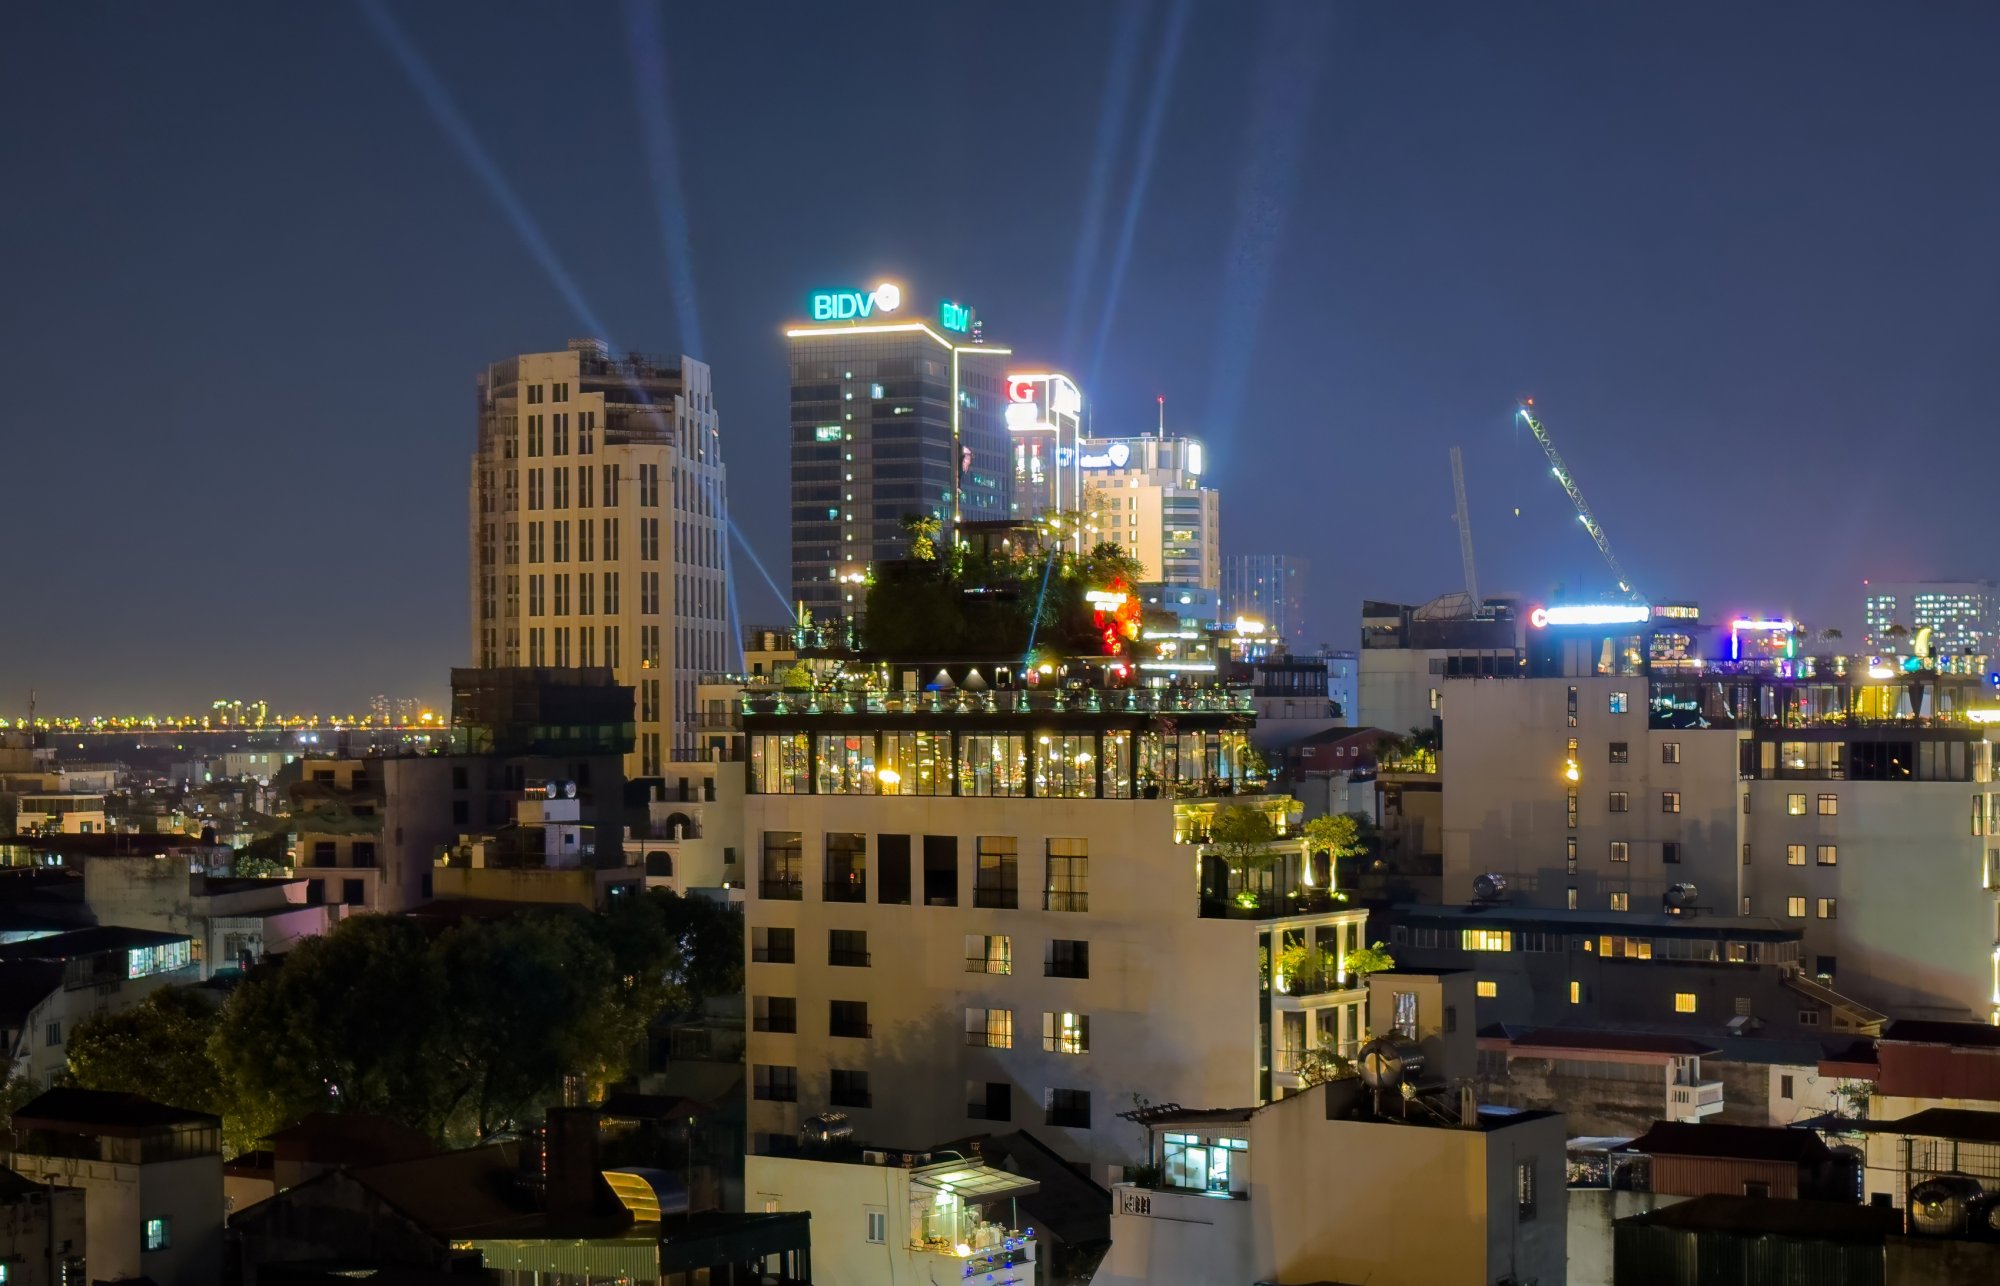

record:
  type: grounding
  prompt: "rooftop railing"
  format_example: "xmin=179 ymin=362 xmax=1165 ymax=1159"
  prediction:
xmin=740 ymin=686 xmax=1256 ymax=718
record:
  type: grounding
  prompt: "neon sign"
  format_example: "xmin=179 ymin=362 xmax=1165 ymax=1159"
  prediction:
xmin=809 ymin=282 xmax=901 ymax=321
xmin=1007 ymin=378 xmax=1038 ymax=403
xmin=1079 ymin=442 xmax=1131 ymax=469
xmin=1529 ymin=604 xmax=1651 ymax=628
xmin=940 ymin=299 xmax=971 ymax=333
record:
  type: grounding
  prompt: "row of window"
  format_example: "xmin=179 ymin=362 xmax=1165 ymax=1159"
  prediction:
xmin=758 ymin=832 xmax=1089 ymax=912
xmin=523 ymin=463 xmax=625 ymax=511
xmin=1605 ymin=741 xmax=1683 ymax=764
xmin=748 ymin=927 xmax=1089 ymax=979
xmin=1410 ymin=924 xmax=1799 ymax=965
xmin=523 ymin=517 xmax=623 ymax=564
xmin=524 ymin=571 xmax=656 ymax=618
xmin=752 ymin=1068 xmax=1094 ymax=1128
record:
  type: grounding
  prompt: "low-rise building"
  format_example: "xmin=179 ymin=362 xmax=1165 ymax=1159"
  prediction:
xmin=0 ymin=1167 xmax=85 ymax=1286
xmin=1098 ymin=969 xmax=1567 ymax=1286
xmin=1479 ymin=1028 xmax=1726 ymax=1137
xmin=1857 ymin=1019 xmax=2000 ymax=1205
xmin=4 ymin=1089 xmax=223 ymax=1286
xmin=81 ymin=857 xmax=330 ymax=977
xmin=0 ymin=927 xmax=201 ymax=1082
xmin=1613 ymin=1192 xmax=2000 ymax=1285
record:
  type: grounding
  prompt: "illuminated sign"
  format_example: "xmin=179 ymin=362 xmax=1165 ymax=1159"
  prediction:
xmin=1004 ymin=402 xmax=1043 ymax=429
xmin=809 ymin=281 xmax=901 ymax=321
xmin=814 ymin=425 xmax=843 ymax=442
xmin=1529 ymin=604 xmax=1651 ymax=628
xmin=1007 ymin=378 xmax=1038 ymax=403
xmin=1186 ymin=442 xmax=1204 ymax=476
xmin=1730 ymin=618 xmax=1795 ymax=632
xmin=1652 ymin=603 xmax=1701 ymax=620
xmin=1079 ymin=442 xmax=1131 ymax=469
xmin=940 ymin=299 xmax=971 ymax=333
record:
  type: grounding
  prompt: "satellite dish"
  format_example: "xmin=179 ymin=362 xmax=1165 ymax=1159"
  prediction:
xmin=544 ymin=781 xmax=558 ymax=800
xmin=563 ymin=780 xmax=578 ymax=799
xmin=1472 ymin=872 xmax=1508 ymax=902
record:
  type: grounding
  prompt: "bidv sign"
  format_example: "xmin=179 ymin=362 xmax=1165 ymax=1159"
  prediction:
xmin=809 ymin=282 xmax=902 ymax=321
xmin=940 ymin=300 xmax=972 ymax=333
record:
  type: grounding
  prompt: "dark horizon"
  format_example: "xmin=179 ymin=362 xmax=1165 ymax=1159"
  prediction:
xmin=5 ymin=1 xmax=1999 ymax=712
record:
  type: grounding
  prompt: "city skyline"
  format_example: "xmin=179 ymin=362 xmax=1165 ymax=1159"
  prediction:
xmin=8 ymin=3 xmax=2000 ymax=709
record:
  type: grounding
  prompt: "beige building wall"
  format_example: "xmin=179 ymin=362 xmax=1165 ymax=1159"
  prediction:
xmin=1081 ymin=436 xmax=1219 ymax=591
xmin=743 ymin=795 xmax=1261 ymax=1172
xmin=472 ymin=345 xmax=731 ymax=777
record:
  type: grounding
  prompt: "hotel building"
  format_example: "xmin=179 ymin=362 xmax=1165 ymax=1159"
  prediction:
xmin=787 ymin=285 xmax=1010 ymax=615
xmin=1077 ymin=434 xmax=1219 ymax=591
xmin=470 ymin=340 xmax=731 ymax=772
xmin=735 ymin=666 xmax=1367 ymax=1174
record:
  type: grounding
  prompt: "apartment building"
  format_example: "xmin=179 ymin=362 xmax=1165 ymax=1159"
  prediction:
xmin=737 ymin=668 xmax=1367 ymax=1173
xmin=1078 ymin=435 xmax=1219 ymax=590
xmin=1441 ymin=604 xmax=2000 ymax=1020
xmin=472 ymin=340 xmax=731 ymax=772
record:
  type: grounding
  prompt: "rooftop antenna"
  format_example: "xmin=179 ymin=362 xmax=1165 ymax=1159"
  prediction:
xmin=1156 ymin=394 xmax=1165 ymax=441
xmin=1450 ymin=447 xmax=1480 ymax=614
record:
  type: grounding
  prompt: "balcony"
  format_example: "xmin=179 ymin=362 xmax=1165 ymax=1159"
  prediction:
xmin=1668 ymin=1080 xmax=1726 ymax=1120
xmin=828 ymin=949 xmax=872 ymax=968
xmin=830 ymin=1091 xmax=872 ymax=1109
xmin=759 ymin=877 xmax=803 ymax=901
xmin=1200 ymin=889 xmax=1349 ymax=921
xmin=740 ymin=686 xmax=1255 ymax=719
xmin=751 ymin=946 xmax=795 ymax=964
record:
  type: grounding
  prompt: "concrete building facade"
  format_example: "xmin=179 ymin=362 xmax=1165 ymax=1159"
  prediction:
xmin=1078 ymin=435 xmax=1218 ymax=591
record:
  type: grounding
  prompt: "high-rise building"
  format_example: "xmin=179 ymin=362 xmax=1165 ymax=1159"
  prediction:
xmin=1078 ymin=434 xmax=1219 ymax=590
xmin=1862 ymin=579 xmax=1998 ymax=658
xmin=1224 ymin=555 xmax=1308 ymax=642
xmin=471 ymin=339 xmax=731 ymax=775
xmin=1001 ymin=370 xmax=1084 ymax=527
xmin=787 ymin=283 xmax=1010 ymax=615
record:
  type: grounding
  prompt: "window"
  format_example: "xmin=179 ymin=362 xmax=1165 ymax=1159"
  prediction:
xmin=1609 ymin=791 xmax=1629 ymax=813
xmin=1609 ymin=742 xmax=1629 ymax=764
xmin=922 ymin=835 xmax=958 ymax=906
xmin=968 ymin=1080 xmax=1011 ymax=1121
xmin=1816 ymin=844 xmax=1837 ymax=866
xmin=1610 ymin=892 xmax=1629 ymax=911
xmin=1567 ymin=837 xmax=1579 ymax=872
xmin=1818 ymin=793 xmax=1839 ymax=815
xmin=877 ymin=834 xmax=912 ymax=905
xmin=1516 ymin=1162 xmax=1537 ymax=1221
xmin=44 ymin=1021 xmax=60 ymax=1047
xmin=1045 ymin=1088 xmax=1091 ymax=1129
xmin=1043 ymin=1011 xmax=1090 ymax=1054
xmin=1569 ymin=980 xmax=1582 ymax=1005
xmin=753 ymin=996 xmax=796 ymax=1033
xmin=753 ymin=1065 xmax=798 ymax=1102
xmin=1046 ymin=939 xmax=1090 ymax=979
xmin=823 ymin=832 xmax=866 ymax=902
xmin=974 ymin=836 xmax=1019 ymax=909
xmin=866 ymin=1210 xmax=887 ymax=1244
xmin=830 ymin=1069 xmax=870 ymax=1108
xmin=1780 ymin=1074 xmax=1795 ymax=1099
xmin=1817 ymin=955 xmax=1838 ymax=979
xmin=1461 ymin=929 xmax=1513 ymax=952
xmin=965 ymin=1007 xmax=1013 ymax=1048
xmin=829 ymin=999 xmax=870 ymax=1038
xmin=1567 ymin=685 xmax=1578 ymax=727
xmin=1743 ymin=1180 xmax=1771 ymax=1199
xmin=760 ymin=832 xmax=803 ymax=899
xmin=1610 ymin=841 xmax=1630 ymax=863
xmin=1476 ymin=980 xmax=1498 ymax=998
xmin=962 ymin=933 xmax=1015 ymax=976
xmin=1787 ymin=793 xmax=1807 ymax=816
xmin=1392 ymin=991 xmax=1418 ymax=1038
xmin=1567 ymin=789 xmax=1579 ymax=828
xmin=1662 ymin=841 xmax=1681 ymax=865
xmin=1662 ymin=742 xmax=1681 ymax=764
xmin=1045 ymin=839 xmax=1088 ymax=912
xmin=143 ymin=1218 xmax=170 ymax=1252
xmin=1674 ymin=992 xmax=1696 ymax=1014
xmin=343 ymin=879 xmax=365 ymax=906
xmin=752 ymin=927 xmax=794 ymax=964
xmin=1786 ymin=896 xmax=1807 ymax=918
xmin=1567 ymin=886 xmax=1578 ymax=910
xmin=1742 ymin=843 xmax=1752 ymax=866
xmin=1609 ymin=692 xmax=1629 ymax=714
xmin=829 ymin=929 xmax=869 ymax=968
xmin=1817 ymin=898 xmax=1837 ymax=920
xmin=1661 ymin=791 xmax=1681 ymax=814
xmin=1163 ymin=1132 xmax=1246 ymax=1194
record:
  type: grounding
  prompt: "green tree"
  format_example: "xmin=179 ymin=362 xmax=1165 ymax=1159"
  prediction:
xmin=1302 ymin=814 xmax=1363 ymax=862
xmin=1343 ymin=940 xmax=1397 ymax=978
xmin=212 ymin=915 xmax=451 ymax=1140
xmin=1296 ymin=1036 xmax=1358 ymax=1088
xmin=1209 ymin=805 xmax=1277 ymax=858
xmin=900 ymin=512 xmax=942 ymax=562
xmin=233 ymin=830 xmax=289 ymax=877
xmin=63 ymin=987 xmax=270 ymax=1152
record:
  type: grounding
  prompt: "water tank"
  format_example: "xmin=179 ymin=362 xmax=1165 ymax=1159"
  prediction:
xmin=1663 ymin=883 xmax=1699 ymax=910
xmin=800 ymin=1112 xmax=852 ymax=1149
xmin=1909 ymin=1175 xmax=1985 ymax=1235
xmin=1472 ymin=872 xmax=1508 ymax=902
xmin=1970 ymin=1195 xmax=2000 ymax=1239
xmin=1357 ymin=1035 xmax=1426 ymax=1091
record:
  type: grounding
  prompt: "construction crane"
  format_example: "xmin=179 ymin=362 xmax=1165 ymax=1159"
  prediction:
xmin=1516 ymin=400 xmax=1639 ymax=600
xmin=1450 ymin=446 xmax=1480 ymax=613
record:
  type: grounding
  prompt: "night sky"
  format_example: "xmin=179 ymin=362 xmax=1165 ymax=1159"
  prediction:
xmin=4 ymin=2 xmax=1997 ymax=712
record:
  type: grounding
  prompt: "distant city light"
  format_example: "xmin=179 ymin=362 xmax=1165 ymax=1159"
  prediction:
xmin=1529 ymin=604 xmax=1650 ymax=628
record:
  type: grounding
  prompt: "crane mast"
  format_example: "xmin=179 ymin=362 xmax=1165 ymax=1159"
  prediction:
xmin=1516 ymin=402 xmax=1638 ymax=600
xmin=1450 ymin=446 xmax=1480 ymax=612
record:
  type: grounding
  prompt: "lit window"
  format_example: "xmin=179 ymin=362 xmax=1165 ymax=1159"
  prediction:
xmin=1661 ymin=791 xmax=1680 ymax=814
xmin=1786 ymin=896 xmax=1806 ymax=918
xmin=1569 ymin=980 xmax=1581 ymax=1004
xmin=1609 ymin=791 xmax=1629 ymax=813
xmin=1610 ymin=841 xmax=1629 ymax=863
xmin=1817 ymin=898 xmax=1837 ymax=920
xmin=1818 ymin=794 xmax=1838 ymax=816
xmin=1609 ymin=742 xmax=1629 ymax=764
xmin=1609 ymin=692 xmax=1628 ymax=714
xmin=1786 ymin=844 xmax=1805 ymax=865
xmin=1816 ymin=845 xmax=1837 ymax=866
xmin=143 ymin=1218 xmax=170 ymax=1252
xmin=1674 ymin=993 xmax=1696 ymax=1014
xmin=1566 ymin=886 xmax=1578 ymax=910
xmin=1476 ymin=980 xmax=1498 ymax=998
xmin=1461 ymin=929 xmax=1513 ymax=952
xmin=1662 ymin=742 xmax=1681 ymax=764
xmin=1787 ymin=793 xmax=1807 ymax=816
xmin=1517 ymin=1161 xmax=1538 ymax=1220
xmin=1043 ymin=1011 xmax=1089 ymax=1054
xmin=1610 ymin=892 xmax=1629 ymax=911
xmin=866 ymin=1209 xmax=886 ymax=1244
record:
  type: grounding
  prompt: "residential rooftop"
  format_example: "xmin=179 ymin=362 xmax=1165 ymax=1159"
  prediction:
xmin=13 ymin=1088 xmax=219 ymax=1135
xmin=1626 ymin=1122 xmax=1830 ymax=1164
xmin=1618 ymin=1193 xmax=1900 ymax=1243
xmin=1857 ymin=1107 xmax=2000 ymax=1145
xmin=1881 ymin=1019 xmax=2000 ymax=1049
